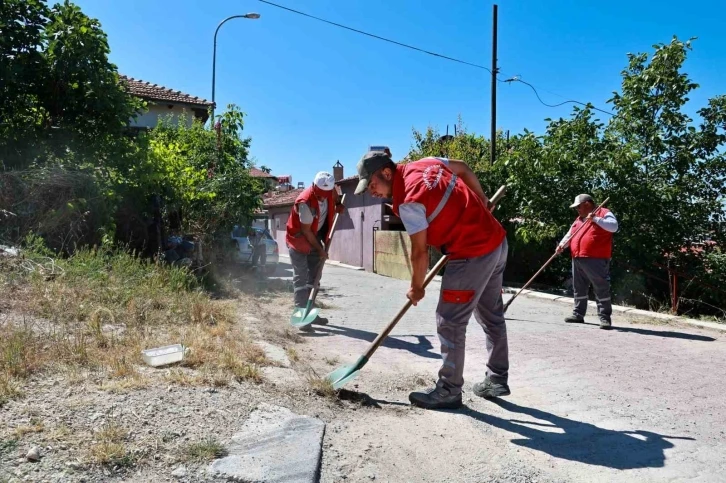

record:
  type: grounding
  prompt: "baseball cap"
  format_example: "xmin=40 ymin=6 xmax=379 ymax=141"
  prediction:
xmin=313 ymin=171 xmax=335 ymax=191
xmin=569 ymin=194 xmax=594 ymax=208
xmin=354 ymin=151 xmax=393 ymax=195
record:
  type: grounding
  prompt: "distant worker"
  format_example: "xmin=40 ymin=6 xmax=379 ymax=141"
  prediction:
xmin=355 ymin=150 xmax=510 ymax=410
xmin=248 ymin=229 xmax=267 ymax=271
xmin=286 ymin=171 xmax=345 ymax=329
xmin=557 ymin=194 xmax=619 ymax=330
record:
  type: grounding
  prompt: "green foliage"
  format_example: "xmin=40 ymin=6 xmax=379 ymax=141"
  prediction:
xmin=0 ymin=168 xmax=113 ymax=252
xmin=137 ymin=105 xmax=264 ymax=237
xmin=409 ymin=37 xmax=726 ymax=315
xmin=0 ymin=1 xmax=263 ymax=253
xmin=0 ymin=0 xmax=143 ymax=169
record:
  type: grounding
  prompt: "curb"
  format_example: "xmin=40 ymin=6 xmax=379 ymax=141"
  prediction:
xmin=277 ymin=254 xmax=724 ymax=333
xmin=502 ymin=287 xmax=726 ymax=332
xmin=278 ymin=254 xmax=365 ymax=271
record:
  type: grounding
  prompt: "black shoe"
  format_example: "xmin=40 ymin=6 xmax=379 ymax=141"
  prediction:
xmin=564 ymin=315 xmax=584 ymax=324
xmin=409 ymin=386 xmax=462 ymax=410
xmin=472 ymin=377 xmax=511 ymax=399
xmin=599 ymin=318 xmax=612 ymax=330
xmin=312 ymin=316 xmax=329 ymax=325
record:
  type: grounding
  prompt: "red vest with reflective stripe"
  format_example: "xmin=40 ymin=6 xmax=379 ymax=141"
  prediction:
xmin=391 ymin=158 xmax=506 ymax=259
xmin=570 ymin=207 xmax=614 ymax=259
xmin=285 ymin=187 xmax=335 ymax=254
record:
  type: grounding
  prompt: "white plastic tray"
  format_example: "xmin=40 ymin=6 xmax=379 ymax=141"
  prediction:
xmin=141 ymin=344 xmax=185 ymax=367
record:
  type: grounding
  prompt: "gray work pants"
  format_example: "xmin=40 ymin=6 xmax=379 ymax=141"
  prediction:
xmin=572 ymin=257 xmax=612 ymax=321
xmin=288 ymin=245 xmax=323 ymax=308
xmin=436 ymin=239 xmax=509 ymax=395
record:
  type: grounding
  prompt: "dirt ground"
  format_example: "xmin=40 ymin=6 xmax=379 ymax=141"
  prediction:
xmin=2 ymin=260 xmax=726 ymax=482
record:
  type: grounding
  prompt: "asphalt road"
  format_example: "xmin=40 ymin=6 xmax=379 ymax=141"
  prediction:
xmin=275 ymin=258 xmax=726 ymax=482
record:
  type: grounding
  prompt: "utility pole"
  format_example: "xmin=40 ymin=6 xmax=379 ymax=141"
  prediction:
xmin=490 ymin=4 xmax=498 ymax=165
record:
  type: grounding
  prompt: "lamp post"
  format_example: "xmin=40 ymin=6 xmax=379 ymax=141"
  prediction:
xmin=211 ymin=13 xmax=260 ymax=124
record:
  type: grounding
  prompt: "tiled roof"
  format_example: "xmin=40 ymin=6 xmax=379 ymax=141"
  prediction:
xmin=250 ymin=167 xmax=277 ymax=179
xmin=336 ymin=175 xmax=359 ymax=184
xmin=120 ymin=75 xmax=213 ymax=107
xmin=262 ymin=188 xmax=304 ymax=208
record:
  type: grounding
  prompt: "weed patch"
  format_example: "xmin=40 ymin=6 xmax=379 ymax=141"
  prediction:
xmin=182 ymin=437 xmax=227 ymax=463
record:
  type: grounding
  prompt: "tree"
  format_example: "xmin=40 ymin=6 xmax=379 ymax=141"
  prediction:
xmin=0 ymin=0 xmax=142 ymax=169
xmin=140 ymin=105 xmax=265 ymax=239
xmin=603 ymin=37 xmax=726 ymax=312
xmin=407 ymin=37 xmax=726 ymax=315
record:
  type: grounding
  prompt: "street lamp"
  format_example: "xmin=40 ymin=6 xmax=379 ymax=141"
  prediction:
xmin=211 ymin=13 xmax=260 ymax=124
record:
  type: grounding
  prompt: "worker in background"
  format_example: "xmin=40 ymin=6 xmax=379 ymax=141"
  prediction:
xmin=557 ymin=194 xmax=619 ymax=330
xmin=286 ymin=171 xmax=345 ymax=329
xmin=354 ymin=150 xmax=510 ymax=410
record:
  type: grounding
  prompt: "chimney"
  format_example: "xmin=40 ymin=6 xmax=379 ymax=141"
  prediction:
xmin=333 ymin=160 xmax=344 ymax=181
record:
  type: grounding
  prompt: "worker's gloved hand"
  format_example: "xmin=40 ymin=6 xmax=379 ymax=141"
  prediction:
xmin=335 ymin=203 xmax=345 ymax=214
xmin=317 ymin=249 xmax=328 ymax=262
xmin=556 ymin=245 xmax=565 ymax=255
xmin=407 ymin=286 xmax=425 ymax=306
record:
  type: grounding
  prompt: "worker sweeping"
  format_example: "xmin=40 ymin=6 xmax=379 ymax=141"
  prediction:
xmin=354 ymin=150 xmax=510 ymax=410
xmin=286 ymin=171 xmax=345 ymax=330
xmin=556 ymin=194 xmax=618 ymax=329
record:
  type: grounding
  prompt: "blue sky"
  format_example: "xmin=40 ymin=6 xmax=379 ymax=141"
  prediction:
xmin=75 ymin=0 xmax=725 ymax=186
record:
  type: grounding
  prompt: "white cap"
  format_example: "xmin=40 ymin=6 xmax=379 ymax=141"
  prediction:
xmin=569 ymin=193 xmax=594 ymax=208
xmin=313 ymin=171 xmax=335 ymax=191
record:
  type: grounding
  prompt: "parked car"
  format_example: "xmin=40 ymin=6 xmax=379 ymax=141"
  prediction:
xmin=231 ymin=225 xmax=279 ymax=274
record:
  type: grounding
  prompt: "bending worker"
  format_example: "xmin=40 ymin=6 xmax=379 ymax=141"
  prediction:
xmin=557 ymin=194 xmax=618 ymax=329
xmin=354 ymin=150 xmax=510 ymax=410
xmin=286 ymin=171 xmax=344 ymax=328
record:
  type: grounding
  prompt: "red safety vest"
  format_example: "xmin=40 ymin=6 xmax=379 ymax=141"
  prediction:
xmin=391 ymin=158 xmax=506 ymax=259
xmin=569 ymin=207 xmax=614 ymax=259
xmin=285 ymin=186 xmax=335 ymax=254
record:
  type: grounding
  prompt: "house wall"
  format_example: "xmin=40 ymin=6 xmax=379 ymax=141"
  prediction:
xmin=264 ymin=182 xmax=384 ymax=271
xmin=327 ymin=182 xmax=384 ymax=271
xmin=131 ymin=103 xmax=198 ymax=128
xmin=268 ymin=206 xmax=292 ymax=251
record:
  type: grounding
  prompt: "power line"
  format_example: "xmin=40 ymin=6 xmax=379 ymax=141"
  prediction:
xmin=504 ymin=76 xmax=615 ymax=116
xmin=257 ymin=0 xmax=615 ymax=117
xmin=257 ymin=0 xmax=495 ymax=74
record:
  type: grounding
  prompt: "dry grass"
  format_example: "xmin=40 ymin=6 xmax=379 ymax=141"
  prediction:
xmin=164 ymin=368 xmax=198 ymax=386
xmin=48 ymin=423 xmax=72 ymax=442
xmin=323 ymin=356 xmax=340 ymax=366
xmin=0 ymin=245 xmax=274 ymax=392
xmin=164 ymin=368 xmax=230 ymax=388
xmin=12 ymin=418 xmax=45 ymax=438
xmin=0 ymin=373 xmax=24 ymax=406
xmin=88 ymin=419 xmax=133 ymax=467
xmin=99 ymin=374 xmax=150 ymax=393
xmin=277 ymin=327 xmax=303 ymax=344
xmin=1 ymin=322 xmax=43 ymax=378
xmin=286 ymin=347 xmax=300 ymax=362
xmin=182 ymin=437 xmax=227 ymax=463
xmin=220 ymin=349 xmax=263 ymax=384
xmin=306 ymin=373 xmax=337 ymax=399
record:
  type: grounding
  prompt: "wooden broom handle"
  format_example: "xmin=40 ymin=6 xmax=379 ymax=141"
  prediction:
xmin=363 ymin=184 xmax=507 ymax=359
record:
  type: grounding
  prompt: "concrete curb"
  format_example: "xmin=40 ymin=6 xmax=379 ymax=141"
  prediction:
xmin=208 ymin=404 xmax=325 ymax=482
xmin=278 ymin=253 xmax=723 ymax=332
xmin=278 ymin=253 xmax=365 ymax=271
xmin=502 ymin=287 xmax=726 ymax=332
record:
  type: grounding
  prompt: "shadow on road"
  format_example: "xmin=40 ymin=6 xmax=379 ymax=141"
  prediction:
xmin=465 ymin=399 xmax=694 ymax=469
xmin=304 ymin=324 xmax=441 ymax=360
xmin=337 ymin=389 xmax=409 ymax=408
xmin=578 ymin=323 xmax=716 ymax=341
